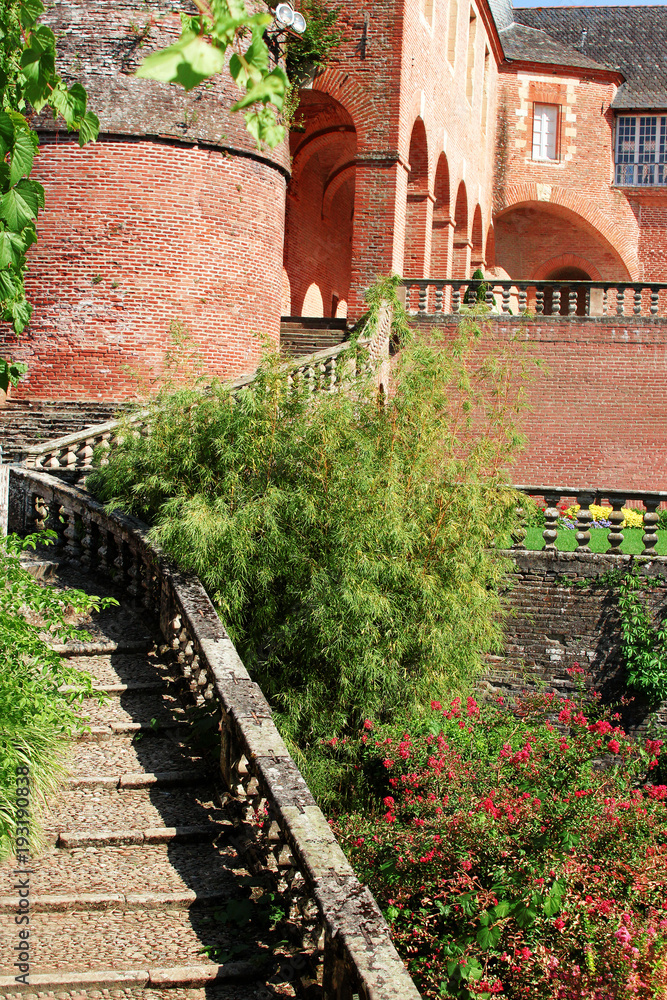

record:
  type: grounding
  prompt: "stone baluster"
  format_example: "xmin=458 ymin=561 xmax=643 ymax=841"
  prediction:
xmin=511 ymin=505 xmax=527 ymax=550
xmin=452 ymin=286 xmax=461 ymax=313
xmin=64 ymin=445 xmax=77 ymax=470
xmin=568 ymin=287 xmax=577 ymax=316
xmin=64 ymin=507 xmax=82 ymax=561
xmin=418 ymin=284 xmax=427 ymax=314
xmin=485 ymin=285 xmax=494 ymax=310
xmin=616 ymin=286 xmax=626 ymax=316
xmin=651 ymin=287 xmax=660 ymax=315
xmin=97 ymin=526 xmax=111 ymax=574
xmin=642 ymin=498 xmax=660 ymax=554
xmin=542 ymin=493 xmax=561 ymax=551
xmin=501 ymin=285 xmax=511 ymax=314
xmin=552 ymin=286 xmax=561 ymax=314
xmin=607 ymin=497 xmax=626 ymax=553
xmin=98 ymin=433 xmax=112 ymax=466
xmin=634 ymin=287 xmax=643 ymax=316
xmin=114 ymin=539 xmax=127 ymax=587
xmin=434 ymin=284 xmax=443 ymax=313
xmin=585 ymin=286 xmax=591 ymax=316
xmin=79 ymin=511 xmax=94 ymax=569
xmin=43 ymin=451 xmax=61 ymax=470
xmin=126 ymin=545 xmax=142 ymax=601
xmin=535 ymin=287 xmax=544 ymax=315
xmin=518 ymin=286 xmax=527 ymax=313
xmin=575 ymin=492 xmax=595 ymax=552
xmin=602 ymin=287 xmax=608 ymax=315
xmin=33 ymin=494 xmax=48 ymax=532
xmin=48 ymin=500 xmax=65 ymax=547
xmin=77 ymin=437 xmax=96 ymax=469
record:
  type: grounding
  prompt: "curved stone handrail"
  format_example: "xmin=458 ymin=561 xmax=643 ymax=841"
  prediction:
xmin=18 ymin=339 xmax=369 ymax=475
xmin=8 ymin=465 xmax=420 ymax=1000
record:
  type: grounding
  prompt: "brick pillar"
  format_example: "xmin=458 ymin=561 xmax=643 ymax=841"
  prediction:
xmin=403 ymin=192 xmax=434 ymax=278
xmin=453 ymin=238 xmax=472 ymax=279
xmin=348 ymin=157 xmax=408 ymax=321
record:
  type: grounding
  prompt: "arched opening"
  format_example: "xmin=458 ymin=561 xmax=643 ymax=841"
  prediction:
xmin=543 ymin=265 xmax=591 ymax=316
xmin=284 ymin=90 xmax=357 ymax=317
xmin=281 ymin=268 xmax=291 ymax=316
xmin=303 ymin=282 xmax=324 ymax=317
xmin=495 ymin=202 xmax=631 ymax=284
xmin=485 ymin=224 xmax=495 ymax=269
xmin=431 ymin=153 xmax=451 ymax=278
xmin=471 ymin=204 xmax=484 ymax=271
xmin=452 ymin=181 xmax=469 ymax=278
xmin=403 ymin=119 xmax=430 ymax=278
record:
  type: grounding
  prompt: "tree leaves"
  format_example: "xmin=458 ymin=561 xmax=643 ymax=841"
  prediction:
xmin=136 ymin=32 xmax=228 ymax=91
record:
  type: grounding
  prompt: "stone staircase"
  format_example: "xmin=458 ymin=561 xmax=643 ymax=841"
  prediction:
xmin=0 ymin=559 xmax=319 ymax=1000
xmin=279 ymin=319 xmax=349 ymax=358
xmin=0 ymin=401 xmax=121 ymax=463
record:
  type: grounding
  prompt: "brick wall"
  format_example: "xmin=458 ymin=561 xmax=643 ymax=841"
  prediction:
xmin=414 ymin=314 xmax=667 ymax=492
xmin=483 ymin=550 xmax=667 ymax=737
xmin=1 ymin=138 xmax=286 ymax=399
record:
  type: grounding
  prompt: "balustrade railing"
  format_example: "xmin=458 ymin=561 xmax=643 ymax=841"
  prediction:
xmin=401 ymin=278 xmax=667 ymax=318
xmin=512 ymin=486 xmax=667 ymax=555
xmin=8 ymin=465 xmax=419 ymax=1000
xmin=18 ymin=339 xmax=372 ymax=476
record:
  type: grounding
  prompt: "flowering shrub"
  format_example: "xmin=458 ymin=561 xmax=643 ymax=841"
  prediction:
xmin=329 ymin=675 xmax=667 ymax=999
xmin=563 ymin=504 xmax=645 ymax=530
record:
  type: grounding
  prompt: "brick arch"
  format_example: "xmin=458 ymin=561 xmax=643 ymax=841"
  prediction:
xmin=431 ymin=153 xmax=451 ymax=278
xmin=452 ymin=181 xmax=469 ymax=278
xmin=403 ymin=118 xmax=430 ymax=277
xmin=471 ymin=204 xmax=484 ymax=269
xmin=486 ymin=224 xmax=495 ymax=269
xmin=496 ymin=184 xmax=637 ymax=280
xmin=533 ymin=254 xmax=602 ymax=282
xmin=322 ymin=161 xmax=356 ymax=221
xmin=311 ymin=68 xmax=382 ymax=151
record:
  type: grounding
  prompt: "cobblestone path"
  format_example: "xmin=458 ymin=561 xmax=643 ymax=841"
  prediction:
xmin=1 ymin=561 xmax=320 ymax=1000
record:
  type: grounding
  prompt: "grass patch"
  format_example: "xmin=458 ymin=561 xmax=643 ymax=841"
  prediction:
xmin=523 ymin=526 xmax=667 ymax=555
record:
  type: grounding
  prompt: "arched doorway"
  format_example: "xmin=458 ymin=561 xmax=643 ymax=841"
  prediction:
xmin=403 ymin=119 xmax=429 ymax=278
xmin=543 ymin=265 xmax=591 ymax=316
xmin=284 ymin=91 xmax=357 ymax=317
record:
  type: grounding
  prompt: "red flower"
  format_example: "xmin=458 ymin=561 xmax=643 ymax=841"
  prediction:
xmin=383 ymin=758 xmax=394 ymax=769
xmin=608 ymin=739 xmax=621 ymax=754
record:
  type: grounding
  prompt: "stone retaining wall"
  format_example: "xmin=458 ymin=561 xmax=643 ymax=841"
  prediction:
xmin=484 ymin=549 xmax=667 ymax=734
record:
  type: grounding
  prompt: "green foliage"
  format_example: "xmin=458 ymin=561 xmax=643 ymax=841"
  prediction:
xmin=136 ymin=1 xmax=288 ymax=149
xmin=0 ymin=0 xmax=99 ymax=383
xmin=88 ymin=315 xmax=536 ymax=755
xmin=284 ymin=0 xmax=343 ymax=85
xmin=617 ymin=572 xmax=667 ymax=701
xmin=0 ymin=532 xmax=115 ymax=860
xmin=464 ymin=267 xmax=488 ymax=305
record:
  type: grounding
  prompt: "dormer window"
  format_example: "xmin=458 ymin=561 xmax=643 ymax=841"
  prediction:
xmin=615 ymin=115 xmax=667 ymax=186
xmin=532 ymin=103 xmax=559 ymax=161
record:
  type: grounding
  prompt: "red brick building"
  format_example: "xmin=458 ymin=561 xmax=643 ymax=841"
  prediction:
xmin=2 ymin=0 xmax=667 ymax=425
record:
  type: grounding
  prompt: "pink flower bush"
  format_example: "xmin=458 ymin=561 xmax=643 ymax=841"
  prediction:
xmin=328 ymin=683 xmax=667 ymax=1000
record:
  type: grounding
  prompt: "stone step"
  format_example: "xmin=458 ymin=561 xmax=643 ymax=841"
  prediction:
xmin=45 ymin=784 xmax=224 ymax=840
xmin=1 ymin=841 xmax=243 ymax=898
xmin=0 ymin=977 xmax=298 ymax=1000
xmin=67 ymin=770 xmax=212 ymax=789
xmin=66 ymin=732 xmax=207 ymax=777
xmin=0 ymin=399 xmax=120 ymax=462
xmin=0 ymin=906 xmax=274 ymax=976
xmin=62 ymin=651 xmax=174 ymax=686
xmin=77 ymin=691 xmax=186 ymax=729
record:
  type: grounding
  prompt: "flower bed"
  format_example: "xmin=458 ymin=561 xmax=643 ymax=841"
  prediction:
xmin=326 ymin=673 xmax=667 ymax=999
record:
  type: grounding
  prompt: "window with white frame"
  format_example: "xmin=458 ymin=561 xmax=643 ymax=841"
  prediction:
xmin=615 ymin=115 xmax=667 ymax=186
xmin=532 ymin=103 xmax=559 ymax=161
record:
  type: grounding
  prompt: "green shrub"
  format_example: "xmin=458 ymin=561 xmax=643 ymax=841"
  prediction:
xmin=0 ymin=533 xmax=114 ymax=859
xmin=88 ymin=319 xmax=536 ymax=756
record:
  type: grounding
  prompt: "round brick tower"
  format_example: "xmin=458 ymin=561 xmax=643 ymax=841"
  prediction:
xmin=1 ymin=0 xmax=289 ymax=400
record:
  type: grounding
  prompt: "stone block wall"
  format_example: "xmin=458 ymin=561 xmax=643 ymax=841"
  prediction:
xmin=483 ymin=549 xmax=667 ymax=736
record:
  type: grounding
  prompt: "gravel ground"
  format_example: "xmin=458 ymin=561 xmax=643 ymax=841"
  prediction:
xmin=64 ymin=736 xmax=208 ymax=780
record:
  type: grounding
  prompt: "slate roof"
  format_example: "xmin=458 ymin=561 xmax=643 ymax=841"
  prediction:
xmin=499 ymin=20 xmax=607 ymax=71
xmin=513 ymin=6 xmax=667 ymax=109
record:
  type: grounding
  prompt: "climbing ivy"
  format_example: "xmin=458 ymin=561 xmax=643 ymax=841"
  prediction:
xmin=0 ymin=0 xmax=99 ymax=391
xmin=617 ymin=572 xmax=667 ymax=702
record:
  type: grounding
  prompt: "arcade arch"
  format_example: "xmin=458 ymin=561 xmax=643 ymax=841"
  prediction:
xmin=403 ymin=118 xmax=430 ymax=278
xmin=452 ymin=181 xmax=469 ymax=279
xmin=430 ymin=153 xmax=451 ymax=278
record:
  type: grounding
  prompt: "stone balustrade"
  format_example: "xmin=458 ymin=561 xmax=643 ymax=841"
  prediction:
xmin=513 ymin=486 xmax=667 ymax=555
xmin=19 ymin=339 xmax=369 ymax=477
xmin=401 ymin=278 xmax=667 ymax=318
xmin=8 ymin=465 xmax=419 ymax=1000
